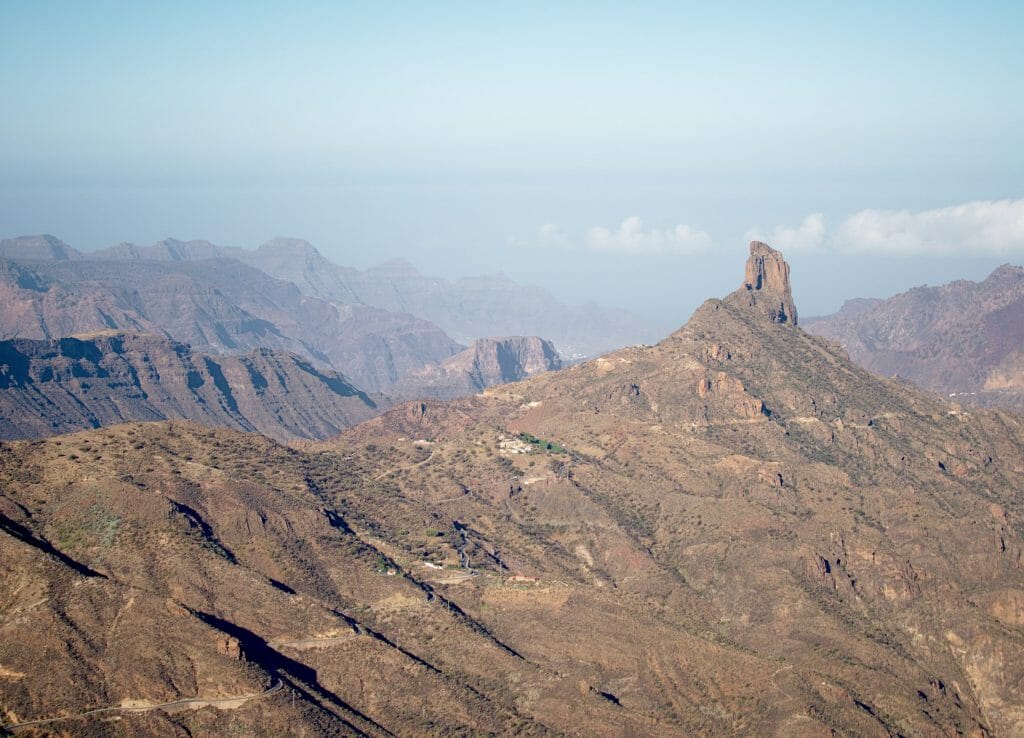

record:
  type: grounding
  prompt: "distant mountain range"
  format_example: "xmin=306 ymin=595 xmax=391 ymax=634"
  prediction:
xmin=805 ymin=263 xmax=1024 ymax=411
xmin=0 ymin=235 xmax=655 ymax=359
xmin=234 ymin=237 xmax=655 ymax=358
xmin=0 ymin=233 xmax=648 ymax=438
xmin=0 ymin=253 xmax=459 ymax=394
xmin=0 ymin=332 xmax=382 ymax=441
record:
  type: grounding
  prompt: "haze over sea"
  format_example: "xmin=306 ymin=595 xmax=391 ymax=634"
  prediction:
xmin=3 ymin=2 xmax=1023 ymax=330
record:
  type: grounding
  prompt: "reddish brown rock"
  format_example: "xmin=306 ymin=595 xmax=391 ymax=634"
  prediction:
xmin=216 ymin=636 xmax=243 ymax=661
xmin=729 ymin=240 xmax=799 ymax=325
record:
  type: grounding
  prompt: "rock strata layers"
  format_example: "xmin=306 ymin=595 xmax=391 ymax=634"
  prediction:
xmin=0 ymin=332 xmax=382 ymax=441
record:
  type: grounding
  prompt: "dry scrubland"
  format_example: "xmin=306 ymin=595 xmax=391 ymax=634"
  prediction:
xmin=2 ymin=244 xmax=1024 ymax=736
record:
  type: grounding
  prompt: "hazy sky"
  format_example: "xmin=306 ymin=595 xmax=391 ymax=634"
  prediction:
xmin=3 ymin=2 xmax=1023 ymax=332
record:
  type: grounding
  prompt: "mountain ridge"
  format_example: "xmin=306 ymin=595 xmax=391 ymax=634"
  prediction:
xmin=0 ymin=254 xmax=463 ymax=393
xmin=10 ymin=233 xmax=656 ymax=357
xmin=336 ymin=241 xmax=1024 ymax=735
xmin=804 ymin=262 xmax=1024 ymax=411
xmin=0 ymin=332 xmax=382 ymax=441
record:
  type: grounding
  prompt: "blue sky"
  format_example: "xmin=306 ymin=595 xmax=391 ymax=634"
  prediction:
xmin=2 ymin=2 xmax=1023 ymax=329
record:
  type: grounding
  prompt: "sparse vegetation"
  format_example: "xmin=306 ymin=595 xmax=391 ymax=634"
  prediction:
xmin=1 ymin=244 xmax=1023 ymax=736
xmin=517 ymin=431 xmax=567 ymax=454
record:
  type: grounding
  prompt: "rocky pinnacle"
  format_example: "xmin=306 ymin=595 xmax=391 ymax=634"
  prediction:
xmin=734 ymin=240 xmax=798 ymax=325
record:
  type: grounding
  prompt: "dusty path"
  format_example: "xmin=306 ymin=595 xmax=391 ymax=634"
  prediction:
xmin=424 ymin=570 xmax=478 ymax=585
xmin=2 ymin=679 xmax=283 ymax=732
xmin=373 ymin=449 xmax=434 ymax=480
xmin=271 ymin=635 xmax=358 ymax=649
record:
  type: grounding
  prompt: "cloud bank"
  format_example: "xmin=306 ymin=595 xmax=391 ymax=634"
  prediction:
xmin=745 ymin=214 xmax=825 ymax=254
xmin=586 ymin=217 xmax=712 ymax=255
xmin=514 ymin=199 xmax=1024 ymax=258
xmin=511 ymin=217 xmax=713 ymax=255
xmin=537 ymin=223 xmax=571 ymax=249
xmin=749 ymin=199 xmax=1024 ymax=256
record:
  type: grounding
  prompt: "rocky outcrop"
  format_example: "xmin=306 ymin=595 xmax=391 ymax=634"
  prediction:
xmin=0 ymin=333 xmax=384 ymax=441
xmin=4 ymin=238 xmax=1024 ymax=736
xmin=461 ymin=336 xmax=562 ymax=384
xmin=727 ymin=241 xmax=798 ymax=325
xmin=392 ymin=336 xmax=562 ymax=400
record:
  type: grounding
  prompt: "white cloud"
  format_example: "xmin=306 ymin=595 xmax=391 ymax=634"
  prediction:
xmin=745 ymin=213 xmax=826 ymax=253
xmin=506 ymin=223 xmax=573 ymax=250
xmin=509 ymin=217 xmax=713 ymax=254
xmin=537 ymin=223 xmax=571 ymax=249
xmin=585 ymin=216 xmax=713 ymax=255
xmin=832 ymin=199 xmax=1024 ymax=255
xmin=746 ymin=200 xmax=1024 ymax=256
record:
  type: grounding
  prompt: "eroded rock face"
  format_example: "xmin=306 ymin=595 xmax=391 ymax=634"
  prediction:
xmin=0 ymin=333 xmax=383 ymax=441
xmin=0 ymin=255 xmax=463 ymax=394
xmin=391 ymin=336 xmax=562 ymax=400
xmin=731 ymin=240 xmax=798 ymax=325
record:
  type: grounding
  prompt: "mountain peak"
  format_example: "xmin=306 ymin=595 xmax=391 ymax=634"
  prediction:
xmin=366 ymin=257 xmax=424 ymax=279
xmin=729 ymin=240 xmax=798 ymax=325
xmin=985 ymin=263 xmax=1024 ymax=283
xmin=257 ymin=237 xmax=323 ymax=260
xmin=0 ymin=234 xmax=81 ymax=261
xmin=150 ymin=238 xmax=223 ymax=260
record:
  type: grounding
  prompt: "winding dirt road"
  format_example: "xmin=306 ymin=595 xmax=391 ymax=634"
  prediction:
xmin=2 ymin=679 xmax=283 ymax=732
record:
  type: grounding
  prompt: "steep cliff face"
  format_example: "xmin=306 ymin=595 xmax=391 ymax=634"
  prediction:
xmin=726 ymin=240 xmax=798 ymax=325
xmin=0 ymin=333 xmax=383 ymax=441
xmin=0 ymin=256 xmax=462 ymax=393
xmin=392 ymin=336 xmax=562 ymax=400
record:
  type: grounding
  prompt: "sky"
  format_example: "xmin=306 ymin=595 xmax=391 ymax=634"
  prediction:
xmin=2 ymin=1 xmax=1024 ymax=334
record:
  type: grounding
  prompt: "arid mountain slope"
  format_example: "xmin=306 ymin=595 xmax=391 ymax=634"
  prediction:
xmin=391 ymin=336 xmax=562 ymax=400
xmin=0 ymin=424 xmax=557 ymax=736
xmin=805 ymin=264 xmax=1024 ymax=410
xmin=0 ymin=255 xmax=462 ymax=393
xmin=340 ymin=242 xmax=1024 ymax=736
xmin=0 ymin=333 xmax=381 ymax=442
xmin=3 ymin=242 xmax=1023 ymax=736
